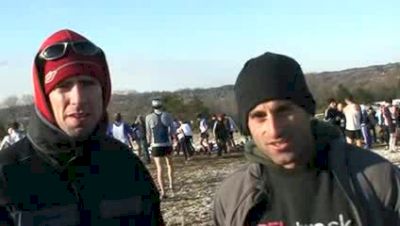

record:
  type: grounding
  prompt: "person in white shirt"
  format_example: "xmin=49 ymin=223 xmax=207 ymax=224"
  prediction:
xmin=177 ymin=120 xmax=194 ymax=161
xmin=0 ymin=128 xmax=13 ymax=150
xmin=107 ymin=113 xmax=135 ymax=149
xmin=0 ymin=122 xmax=25 ymax=150
xmin=343 ymin=96 xmax=362 ymax=147
xmin=197 ymin=114 xmax=211 ymax=154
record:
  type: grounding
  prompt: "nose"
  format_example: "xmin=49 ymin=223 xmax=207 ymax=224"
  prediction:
xmin=263 ymin=114 xmax=284 ymax=140
xmin=69 ymin=83 xmax=87 ymax=105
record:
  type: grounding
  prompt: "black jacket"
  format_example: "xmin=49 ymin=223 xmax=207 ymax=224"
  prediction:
xmin=0 ymin=112 xmax=163 ymax=226
xmin=214 ymin=120 xmax=400 ymax=226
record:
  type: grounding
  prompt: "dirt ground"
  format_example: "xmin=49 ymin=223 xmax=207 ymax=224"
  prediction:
xmin=146 ymin=151 xmax=246 ymax=226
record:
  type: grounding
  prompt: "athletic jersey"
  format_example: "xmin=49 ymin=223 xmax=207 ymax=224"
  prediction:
xmin=199 ymin=118 xmax=208 ymax=133
xmin=180 ymin=123 xmax=193 ymax=137
xmin=0 ymin=135 xmax=12 ymax=150
xmin=344 ymin=104 xmax=361 ymax=131
xmin=145 ymin=111 xmax=174 ymax=148
xmin=108 ymin=122 xmax=132 ymax=145
xmin=227 ymin=116 xmax=238 ymax=132
xmin=176 ymin=128 xmax=185 ymax=141
xmin=0 ymin=131 xmax=24 ymax=150
xmin=9 ymin=131 xmax=24 ymax=144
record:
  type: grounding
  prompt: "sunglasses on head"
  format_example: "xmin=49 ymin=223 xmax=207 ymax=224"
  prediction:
xmin=39 ymin=41 xmax=101 ymax=61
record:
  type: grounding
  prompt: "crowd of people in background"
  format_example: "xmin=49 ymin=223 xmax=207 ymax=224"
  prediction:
xmin=0 ymin=108 xmax=242 ymax=160
xmin=105 ymin=109 xmax=242 ymax=165
xmin=97 ymin=97 xmax=243 ymax=200
xmin=324 ymin=96 xmax=400 ymax=152
xmin=5 ymin=95 xmax=400 ymax=156
xmin=4 ymin=95 xmax=400 ymax=157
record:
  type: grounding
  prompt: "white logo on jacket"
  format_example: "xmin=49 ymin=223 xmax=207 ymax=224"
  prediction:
xmin=295 ymin=214 xmax=352 ymax=226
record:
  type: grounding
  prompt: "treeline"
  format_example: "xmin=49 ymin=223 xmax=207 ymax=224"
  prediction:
xmin=2 ymin=82 xmax=399 ymax=138
xmin=309 ymin=83 xmax=400 ymax=112
xmin=108 ymin=92 xmax=213 ymax=125
xmin=307 ymin=62 xmax=400 ymax=111
xmin=1 ymin=62 xmax=400 ymax=138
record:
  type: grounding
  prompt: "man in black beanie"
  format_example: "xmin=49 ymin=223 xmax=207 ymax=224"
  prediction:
xmin=213 ymin=52 xmax=400 ymax=226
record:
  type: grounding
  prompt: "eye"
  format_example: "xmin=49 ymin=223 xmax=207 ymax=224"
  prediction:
xmin=276 ymin=105 xmax=292 ymax=114
xmin=80 ymin=80 xmax=98 ymax=87
xmin=55 ymin=80 xmax=73 ymax=90
xmin=249 ymin=111 xmax=267 ymax=121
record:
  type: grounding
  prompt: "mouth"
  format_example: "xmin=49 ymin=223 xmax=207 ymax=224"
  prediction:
xmin=67 ymin=112 xmax=90 ymax=120
xmin=267 ymin=139 xmax=290 ymax=152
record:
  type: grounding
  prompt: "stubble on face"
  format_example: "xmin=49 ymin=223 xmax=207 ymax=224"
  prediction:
xmin=247 ymin=100 xmax=314 ymax=169
xmin=48 ymin=75 xmax=104 ymax=139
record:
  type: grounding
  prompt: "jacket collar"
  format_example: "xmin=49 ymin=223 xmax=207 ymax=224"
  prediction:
xmin=26 ymin=108 xmax=108 ymax=170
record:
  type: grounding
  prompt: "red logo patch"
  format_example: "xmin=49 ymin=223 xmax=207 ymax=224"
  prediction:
xmin=258 ymin=221 xmax=285 ymax=226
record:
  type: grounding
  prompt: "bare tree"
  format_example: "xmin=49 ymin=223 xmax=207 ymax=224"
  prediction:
xmin=19 ymin=94 xmax=34 ymax=106
xmin=1 ymin=95 xmax=19 ymax=122
xmin=2 ymin=95 xmax=18 ymax=108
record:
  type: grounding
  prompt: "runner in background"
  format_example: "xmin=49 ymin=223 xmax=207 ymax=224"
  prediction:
xmin=197 ymin=113 xmax=211 ymax=155
xmin=107 ymin=112 xmax=136 ymax=150
xmin=146 ymin=98 xmax=175 ymax=199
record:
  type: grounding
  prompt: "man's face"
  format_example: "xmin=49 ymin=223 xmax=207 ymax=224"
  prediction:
xmin=48 ymin=75 xmax=103 ymax=138
xmin=329 ymin=101 xmax=337 ymax=108
xmin=337 ymin=103 xmax=343 ymax=111
xmin=247 ymin=100 xmax=314 ymax=169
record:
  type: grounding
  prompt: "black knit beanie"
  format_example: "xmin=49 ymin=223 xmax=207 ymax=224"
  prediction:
xmin=234 ymin=52 xmax=315 ymax=135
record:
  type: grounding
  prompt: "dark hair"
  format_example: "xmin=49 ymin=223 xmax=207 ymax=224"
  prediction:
xmin=345 ymin=95 xmax=354 ymax=102
xmin=114 ymin=113 xmax=122 ymax=121
xmin=135 ymin=115 xmax=145 ymax=125
xmin=9 ymin=122 xmax=19 ymax=130
xmin=327 ymin=98 xmax=336 ymax=104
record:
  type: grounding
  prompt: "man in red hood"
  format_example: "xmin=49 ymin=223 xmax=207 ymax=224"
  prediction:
xmin=0 ymin=29 xmax=164 ymax=225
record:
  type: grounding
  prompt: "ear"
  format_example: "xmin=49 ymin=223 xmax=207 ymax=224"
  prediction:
xmin=33 ymin=55 xmax=55 ymax=123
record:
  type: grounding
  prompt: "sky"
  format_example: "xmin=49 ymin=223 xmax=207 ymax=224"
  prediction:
xmin=0 ymin=0 xmax=399 ymax=102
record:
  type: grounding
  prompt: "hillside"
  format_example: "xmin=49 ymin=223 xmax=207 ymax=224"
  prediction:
xmin=1 ymin=61 xmax=400 ymax=132
xmin=306 ymin=62 xmax=400 ymax=107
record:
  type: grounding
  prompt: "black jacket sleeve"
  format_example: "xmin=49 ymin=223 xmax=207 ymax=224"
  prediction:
xmin=0 ymin=206 xmax=13 ymax=226
xmin=129 ymin=152 xmax=164 ymax=226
